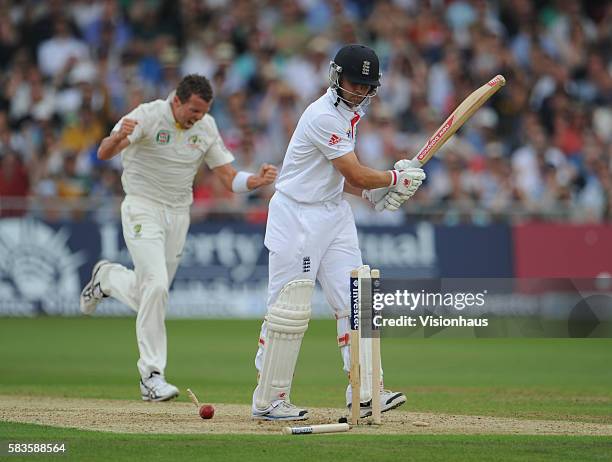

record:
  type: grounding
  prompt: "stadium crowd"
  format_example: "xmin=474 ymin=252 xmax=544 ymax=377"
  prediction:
xmin=0 ymin=0 xmax=610 ymax=224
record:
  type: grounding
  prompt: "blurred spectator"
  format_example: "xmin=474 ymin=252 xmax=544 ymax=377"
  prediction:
xmin=0 ymin=152 xmax=29 ymax=217
xmin=257 ymin=81 xmax=301 ymax=161
xmin=283 ymin=37 xmax=331 ymax=103
xmin=56 ymin=152 xmax=90 ymax=200
xmin=0 ymin=13 xmax=19 ymax=71
xmin=74 ymin=0 xmax=131 ymax=57
xmin=37 ymin=18 xmax=89 ymax=78
xmin=474 ymin=142 xmax=514 ymax=218
xmin=273 ymin=3 xmax=310 ymax=57
xmin=512 ymin=123 xmax=573 ymax=210
xmin=89 ymin=165 xmax=121 ymax=223
xmin=7 ymin=68 xmax=56 ymax=123
xmin=60 ymin=106 xmax=104 ymax=155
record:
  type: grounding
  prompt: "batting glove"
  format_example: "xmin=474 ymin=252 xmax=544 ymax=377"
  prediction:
xmin=390 ymin=168 xmax=426 ymax=196
xmin=394 ymin=158 xmax=420 ymax=170
xmin=362 ymin=187 xmax=389 ymax=209
xmin=375 ymin=168 xmax=426 ymax=211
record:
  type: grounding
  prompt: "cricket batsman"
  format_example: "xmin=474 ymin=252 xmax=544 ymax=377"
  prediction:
xmin=80 ymin=74 xmax=277 ymax=401
xmin=252 ymin=44 xmax=426 ymax=420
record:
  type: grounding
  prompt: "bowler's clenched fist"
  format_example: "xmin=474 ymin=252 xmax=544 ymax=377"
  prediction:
xmin=257 ymin=164 xmax=278 ymax=186
xmin=117 ymin=118 xmax=138 ymax=139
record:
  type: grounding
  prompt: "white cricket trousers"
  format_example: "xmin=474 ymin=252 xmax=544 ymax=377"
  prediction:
xmin=99 ymin=195 xmax=190 ymax=379
xmin=255 ymin=191 xmax=362 ymax=374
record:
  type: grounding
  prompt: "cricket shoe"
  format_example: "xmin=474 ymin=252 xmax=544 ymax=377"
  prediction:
xmin=79 ymin=260 xmax=111 ymax=315
xmin=140 ymin=372 xmax=179 ymax=402
xmin=348 ymin=390 xmax=407 ymax=418
xmin=252 ymin=400 xmax=309 ymax=421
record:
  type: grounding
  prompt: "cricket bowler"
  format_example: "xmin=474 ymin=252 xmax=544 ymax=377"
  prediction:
xmin=80 ymin=74 xmax=277 ymax=401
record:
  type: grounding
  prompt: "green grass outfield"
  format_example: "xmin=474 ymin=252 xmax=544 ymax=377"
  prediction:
xmin=1 ymin=317 xmax=611 ymax=461
xmin=2 ymin=422 xmax=611 ymax=462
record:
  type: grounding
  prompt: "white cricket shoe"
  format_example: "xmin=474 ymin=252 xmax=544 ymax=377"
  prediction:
xmin=140 ymin=372 xmax=179 ymax=402
xmin=79 ymin=260 xmax=111 ymax=315
xmin=252 ymin=400 xmax=309 ymax=421
xmin=348 ymin=389 xmax=407 ymax=418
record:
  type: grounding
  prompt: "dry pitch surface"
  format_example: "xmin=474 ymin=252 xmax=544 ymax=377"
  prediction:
xmin=1 ymin=395 xmax=611 ymax=436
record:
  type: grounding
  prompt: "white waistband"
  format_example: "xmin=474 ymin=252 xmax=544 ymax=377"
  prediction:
xmin=275 ymin=191 xmax=343 ymax=209
xmin=124 ymin=195 xmax=190 ymax=214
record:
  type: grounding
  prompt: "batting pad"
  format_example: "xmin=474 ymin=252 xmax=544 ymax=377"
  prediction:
xmin=254 ymin=279 xmax=314 ymax=409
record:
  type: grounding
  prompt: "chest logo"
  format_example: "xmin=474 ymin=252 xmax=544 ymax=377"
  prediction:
xmin=187 ymin=135 xmax=202 ymax=149
xmin=155 ymin=130 xmax=171 ymax=145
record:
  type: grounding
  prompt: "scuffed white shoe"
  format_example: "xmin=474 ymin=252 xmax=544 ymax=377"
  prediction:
xmin=348 ymin=389 xmax=407 ymax=418
xmin=252 ymin=400 xmax=309 ymax=421
xmin=140 ymin=372 xmax=179 ymax=402
xmin=80 ymin=260 xmax=111 ymax=315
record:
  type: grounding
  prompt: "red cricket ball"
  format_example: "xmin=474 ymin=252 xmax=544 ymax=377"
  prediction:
xmin=199 ymin=404 xmax=215 ymax=419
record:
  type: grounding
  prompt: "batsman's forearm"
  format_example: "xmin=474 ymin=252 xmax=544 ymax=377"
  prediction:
xmin=98 ymin=133 xmax=129 ymax=160
xmin=343 ymin=183 xmax=363 ymax=197
xmin=344 ymin=166 xmax=393 ymax=190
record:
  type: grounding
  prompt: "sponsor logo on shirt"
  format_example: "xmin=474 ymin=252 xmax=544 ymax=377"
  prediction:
xmin=328 ymin=134 xmax=341 ymax=146
xmin=155 ymin=130 xmax=171 ymax=145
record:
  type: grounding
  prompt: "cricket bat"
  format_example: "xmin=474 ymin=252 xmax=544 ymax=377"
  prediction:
xmin=376 ymin=75 xmax=506 ymax=211
xmin=408 ymin=74 xmax=506 ymax=167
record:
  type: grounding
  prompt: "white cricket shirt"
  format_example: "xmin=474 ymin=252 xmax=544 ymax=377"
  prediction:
xmin=275 ymin=88 xmax=364 ymax=203
xmin=112 ymin=95 xmax=234 ymax=209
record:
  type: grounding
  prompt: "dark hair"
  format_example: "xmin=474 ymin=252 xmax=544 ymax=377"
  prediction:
xmin=176 ymin=74 xmax=213 ymax=103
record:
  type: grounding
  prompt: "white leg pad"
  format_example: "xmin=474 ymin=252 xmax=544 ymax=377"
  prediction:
xmin=254 ymin=279 xmax=314 ymax=410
